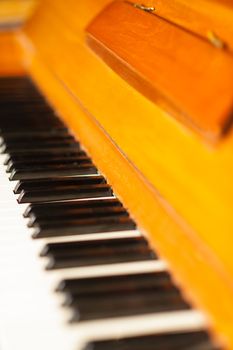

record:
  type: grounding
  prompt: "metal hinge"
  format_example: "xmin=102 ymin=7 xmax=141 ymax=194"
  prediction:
xmin=125 ymin=2 xmax=155 ymax=13
xmin=207 ymin=31 xmax=226 ymax=49
xmin=133 ymin=3 xmax=155 ymax=12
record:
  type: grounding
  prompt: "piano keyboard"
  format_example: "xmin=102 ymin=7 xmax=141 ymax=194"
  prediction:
xmin=0 ymin=77 xmax=220 ymax=350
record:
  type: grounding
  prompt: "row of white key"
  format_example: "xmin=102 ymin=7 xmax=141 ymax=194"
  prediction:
xmin=0 ymin=153 xmax=207 ymax=350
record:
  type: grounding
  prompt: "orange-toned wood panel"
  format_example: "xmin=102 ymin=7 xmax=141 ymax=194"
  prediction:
xmin=18 ymin=0 xmax=233 ymax=347
xmin=28 ymin=54 xmax=226 ymax=349
xmin=87 ymin=1 xmax=233 ymax=140
xmin=0 ymin=32 xmax=24 ymax=76
xmin=0 ymin=0 xmax=38 ymax=26
xmin=139 ymin=0 xmax=233 ymax=52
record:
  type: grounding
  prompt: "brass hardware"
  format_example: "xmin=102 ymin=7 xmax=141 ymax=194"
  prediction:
xmin=207 ymin=31 xmax=225 ymax=49
xmin=133 ymin=3 xmax=155 ymax=12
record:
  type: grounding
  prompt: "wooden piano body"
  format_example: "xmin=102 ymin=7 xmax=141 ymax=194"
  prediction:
xmin=1 ymin=0 xmax=233 ymax=348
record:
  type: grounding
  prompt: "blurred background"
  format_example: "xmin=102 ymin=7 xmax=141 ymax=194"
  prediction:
xmin=0 ymin=0 xmax=37 ymax=29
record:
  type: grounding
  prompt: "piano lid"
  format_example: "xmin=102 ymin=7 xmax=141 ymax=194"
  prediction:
xmin=86 ymin=0 xmax=233 ymax=142
xmin=137 ymin=0 xmax=233 ymax=53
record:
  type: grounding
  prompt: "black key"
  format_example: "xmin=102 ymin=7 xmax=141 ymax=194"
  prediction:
xmin=1 ymin=131 xmax=72 ymax=142
xmin=28 ymin=206 xmax=129 ymax=227
xmin=23 ymin=198 xmax=123 ymax=218
xmin=57 ymin=272 xmax=173 ymax=295
xmin=8 ymin=156 xmax=90 ymax=171
xmin=1 ymin=138 xmax=78 ymax=153
xmin=10 ymin=163 xmax=97 ymax=180
xmin=32 ymin=216 xmax=136 ymax=238
xmin=82 ymin=331 xmax=218 ymax=350
xmin=0 ymin=113 xmax=64 ymax=132
xmin=10 ymin=156 xmax=89 ymax=169
xmin=1 ymin=128 xmax=69 ymax=139
xmin=0 ymin=124 xmax=64 ymax=136
xmin=14 ymin=175 xmax=105 ymax=194
xmin=69 ymin=290 xmax=188 ymax=321
xmin=0 ymin=98 xmax=48 ymax=106
xmin=41 ymin=237 xmax=155 ymax=269
xmin=5 ymin=145 xmax=81 ymax=157
xmin=41 ymin=237 xmax=148 ymax=257
xmin=0 ymin=98 xmax=46 ymax=106
xmin=2 ymin=140 xmax=80 ymax=154
xmin=57 ymin=272 xmax=189 ymax=321
xmin=4 ymin=150 xmax=86 ymax=166
xmin=0 ymin=93 xmax=44 ymax=102
xmin=7 ymin=155 xmax=90 ymax=173
xmin=0 ymin=133 xmax=73 ymax=147
xmin=18 ymin=183 xmax=112 ymax=203
xmin=0 ymin=110 xmax=52 ymax=119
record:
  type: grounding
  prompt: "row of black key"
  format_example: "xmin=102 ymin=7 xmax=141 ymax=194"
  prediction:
xmin=56 ymin=272 xmax=189 ymax=322
xmin=0 ymin=77 xmax=138 ymax=248
xmin=0 ymin=84 xmax=137 ymax=236
xmin=0 ymin=77 xmax=66 ymax=131
xmin=15 ymin=176 xmax=110 ymax=203
xmin=82 ymin=331 xmax=219 ymax=350
xmin=0 ymin=77 xmax=219 ymax=350
xmin=1 ymin=135 xmax=97 ymax=180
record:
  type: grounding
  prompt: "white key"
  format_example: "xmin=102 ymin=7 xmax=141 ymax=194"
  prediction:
xmin=0 ymin=148 xmax=208 ymax=350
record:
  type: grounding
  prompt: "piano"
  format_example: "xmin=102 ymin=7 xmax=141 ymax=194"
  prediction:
xmin=0 ymin=0 xmax=232 ymax=349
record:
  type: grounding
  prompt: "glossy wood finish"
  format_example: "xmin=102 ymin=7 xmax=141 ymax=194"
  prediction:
xmin=140 ymin=0 xmax=233 ymax=52
xmin=25 ymin=53 xmax=229 ymax=348
xmin=0 ymin=32 xmax=24 ymax=75
xmin=87 ymin=1 xmax=233 ymax=140
xmin=0 ymin=0 xmax=36 ymax=74
xmin=0 ymin=0 xmax=37 ymax=28
xmin=0 ymin=0 xmax=232 ymax=347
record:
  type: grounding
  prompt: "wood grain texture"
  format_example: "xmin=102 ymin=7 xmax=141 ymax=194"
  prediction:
xmin=16 ymin=0 xmax=233 ymax=347
xmin=139 ymin=0 xmax=233 ymax=52
xmin=87 ymin=1 xmax=233 ymax=140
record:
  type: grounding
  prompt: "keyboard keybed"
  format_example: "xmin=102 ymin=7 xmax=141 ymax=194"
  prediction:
xmin=0 ymin=77 xmax=219 ymax=350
